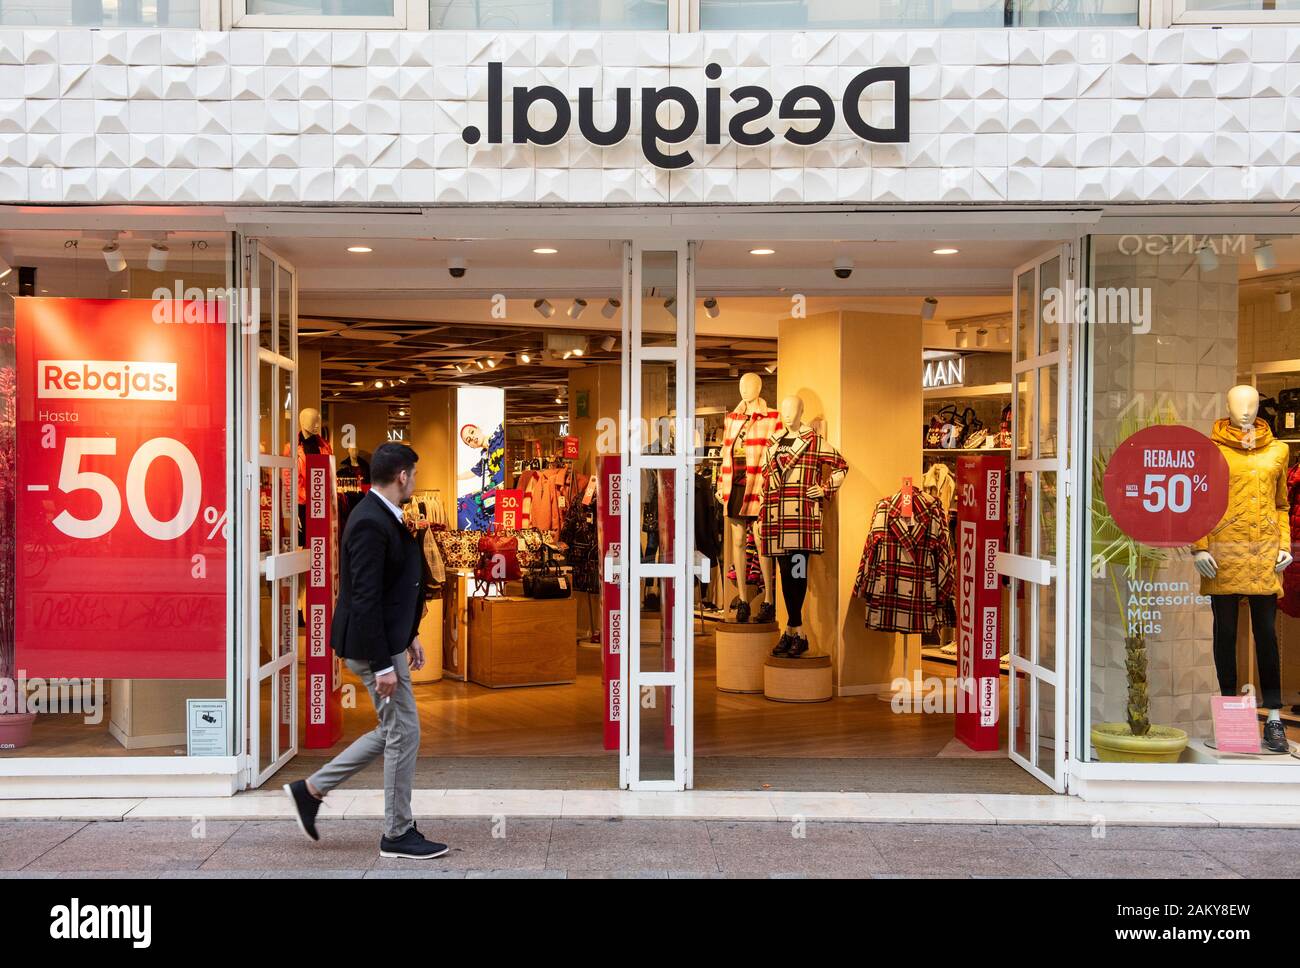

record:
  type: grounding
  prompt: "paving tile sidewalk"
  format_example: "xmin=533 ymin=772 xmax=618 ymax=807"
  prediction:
xmin=2 ymin=818 xmax=1298 ymax=879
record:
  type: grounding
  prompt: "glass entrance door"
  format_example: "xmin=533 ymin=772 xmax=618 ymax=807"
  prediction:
xmin=239 ymin=238 xmax=305 ymax=788
xmin=620 ymin=241 xmax=699 ymax=790
xmin=1000 ymin=245 xmax=1074 ymax=792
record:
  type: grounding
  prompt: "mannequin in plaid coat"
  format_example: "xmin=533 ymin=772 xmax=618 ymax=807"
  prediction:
xmin=756 ymin=396 xmax=848 ymax=657
xmin=852 ymin=488 xmax=956 ymax=634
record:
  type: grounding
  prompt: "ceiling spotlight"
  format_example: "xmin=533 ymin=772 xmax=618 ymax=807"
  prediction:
xmin=448 ymin=256 xmax=466 ymax=279
xmin=955 ymin=329 xmax=969 ymax=349
xmin=1254 ymin=241 xmax=1276 ymax=272
xmin=1195 ymin=242 xmax=1219 ymax=272
xmin=486 ymin=356 xmax=498 ymax=368
xmin=573 ymin=345 xmax=584 ymax=357
xmin=997 ymin=325 xmax=1010 ymax=344
xmin=567 ymin=298 xmax=588 ymax=320
xmin=600 ymin=335 xmax=616 ymax=352
xmin=703 ymin=297 xmax=720 ymax=318
xmin=374 ymin=380 xmax=385 ymax=389
xmin=102 ymin=241 xmax=126 ymax=273
xmin=533 ymin=247 xmax=558 ymax=255
xmin=664 ymin=297 xmax=677 ymax=317
xmin=554 ymin=394 xmax=563 ymax=404
xmin=932 ymin=248 xmax=960 ymax=256
xmin=1276 ymin=290 xmax=1293 ymax=313
xmin=147 ymin=241 xmax=169 ymax=272
xmin=921 ymin=296 xmax=938 ymax=320
xmin=453 ymin=363 xmax=465 ymax=373
xmin=975 ymin=328 xmax=989 ymax=348
xmin=750 ymin=248 xmax=775 ymax=256
xmin=347 ymin=245 xmax=372 ymax=254
xmin=474 ymin=359 xmax=485 ymax=370
xmin=601 ymin=298 xmax=621 ymax=319
xmin=764 ymin=363 xmax=777 ymax=374
xmin=518 ymin=351 xmax=532 ymax=364
xmin=534 ymin=298 xmax=555 ymax=319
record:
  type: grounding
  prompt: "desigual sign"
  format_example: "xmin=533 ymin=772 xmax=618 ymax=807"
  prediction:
xmin=464 ymin=62 xmax=911 ymax=170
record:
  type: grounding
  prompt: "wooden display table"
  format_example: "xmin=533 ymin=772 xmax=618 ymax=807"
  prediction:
xmin=764 ymin=654 xmax=833 ymax=703
xmin=715 ymin=622 xmax=779 ymax=694
xmin=468 ymin=595 xmax=577 ymax=688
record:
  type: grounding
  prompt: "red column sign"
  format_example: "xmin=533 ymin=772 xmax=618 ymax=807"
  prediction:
xmin=15 ymin=298 xmax=227 ymax=679
xmin=304 ymin=454 xmax=342 ymax=748
xmin=955 ymin=454 xmax=1006 ymax=752
xmin=597 ymin=454 xmax=622 ymax=751
xmin=1101 ymin=424 xmax=1229 ymax=546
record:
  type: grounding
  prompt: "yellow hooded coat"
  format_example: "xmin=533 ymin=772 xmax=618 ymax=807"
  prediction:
xmin=1193 ymin=418 xmax=1292 ymax=597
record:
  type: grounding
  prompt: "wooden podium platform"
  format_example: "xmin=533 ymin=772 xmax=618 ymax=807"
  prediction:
xmin=764 ymin=654 xmax=833 ymax=703
xmin=715 ymin=622 xmax=779 ymax=694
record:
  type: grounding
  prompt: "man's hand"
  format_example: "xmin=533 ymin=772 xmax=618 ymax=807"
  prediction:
xmin=408 ymin=636 xmax=427 ymax=672
xmin=375 ymin=670 xmax=398 ymax=700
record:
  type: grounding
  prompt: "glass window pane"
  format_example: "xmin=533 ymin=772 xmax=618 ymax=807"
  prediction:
xmin=1038 ymin=256 xmax=1061 ymax=354
xmin=640 ymin=251 xmax=679 ymax=346
xmin=1010 ymin=669 xmax=1029 ymax=761
xmin=250 ymin=0 xmax=393 ymax=13
xmin=637 ymin=685 xmax=675 ymax=782
xmin=639 ymin=468 xmax=678 ymax=566
xmin=258 ymin=255 xmax=275 ymax=354
xmin=1035 ymin=678 xmax=1057 ymax=779
xmin=433 ymin=0 xmax=667 ymax=28
xmin=0 ymin=0 xmax=200 ymax=27
xmin=700 ymin=0 xmax=1137 ymax=30
xmin=1016 ymin=370 xmax=1034 ymax=460
xmin=1038 ymin=365 xmax=1058 ymax=458
xmin=1015 ymin=268 xmax=1035 ymax=362
xmin=639 ymin=362 xmax=677 ymax=456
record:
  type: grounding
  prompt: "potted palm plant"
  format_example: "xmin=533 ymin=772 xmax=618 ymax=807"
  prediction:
xmin=1089 ymin=412 xmax=1191 ymax=763
xmin=0 ymin=325 xmax=33 ymax=750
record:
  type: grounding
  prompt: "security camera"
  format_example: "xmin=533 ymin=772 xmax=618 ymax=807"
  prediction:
xmin=833 ymin=257 xmax=854 ymax=280
xmin=448 ymin=256 xmax=467 ymax=279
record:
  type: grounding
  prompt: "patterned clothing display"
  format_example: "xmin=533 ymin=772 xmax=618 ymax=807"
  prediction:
xmin=755 ymin=426 xmax=848 ymax=556
xmin=725 ymin=528 xmax=763 ymax=586
xmin=852 ymin=489 xmax=956 ymax=634
xmin=717 ymin=399 xmax=781 ymax=519
xmin=559 ymin=491 xmax=600 ymax=594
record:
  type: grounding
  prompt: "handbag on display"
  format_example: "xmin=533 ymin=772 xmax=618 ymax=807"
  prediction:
xmin=433 ymin=529 xmax=481 ymax=570
xmin=940 ymin=407 xmax=965 ymax=449
xmin=957 ymin=407 xmax=984 ymax=448
xmin=1277 ymin=388 xmax=1300 ymax=436
xmin=926 ymin=404 xmax=957 ymax=447
xmin=992 ymin=403 xmax=1013 ymax=449
xmin=963 ymin=426 xmax=990 ymax=449
xmin=523 ymin=540 xmax=572 ymax=600
xmin=473 ymin=530 xmax=521 ymax=596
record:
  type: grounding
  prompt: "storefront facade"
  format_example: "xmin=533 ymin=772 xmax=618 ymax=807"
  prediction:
xmin=0 ymin=4 xmax=1299 ymax=803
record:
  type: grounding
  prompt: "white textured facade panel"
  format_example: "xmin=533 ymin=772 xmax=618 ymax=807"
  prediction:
xmin=0 ymin=27 xmax=1296 ymax=205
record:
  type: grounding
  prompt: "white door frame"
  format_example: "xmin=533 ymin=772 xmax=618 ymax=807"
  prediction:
xmin=619 ymin=240 xmax=698 ymax=791
xmin=998 ymin=243 xmax=1075 ymax=793
xmin=239 ymin=237 xmax=307 ymax=789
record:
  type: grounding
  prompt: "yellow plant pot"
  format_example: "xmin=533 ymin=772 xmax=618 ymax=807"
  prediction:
xmin=1090 ymin=723 xmax=1189 ymax=763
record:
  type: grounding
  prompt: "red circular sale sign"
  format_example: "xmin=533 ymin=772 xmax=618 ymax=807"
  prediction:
xmin=1102 ymin=424 xmax=1229 ymax=547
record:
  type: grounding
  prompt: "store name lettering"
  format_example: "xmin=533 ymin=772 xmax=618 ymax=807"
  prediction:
xmin=922 ymin=355 xmax=964 ymax=389
xmin=463 ymin=62 xmax=911 ymax=170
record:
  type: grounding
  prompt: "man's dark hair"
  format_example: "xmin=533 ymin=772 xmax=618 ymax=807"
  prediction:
xmin=371 ymin=442 xmax=419 ymax=486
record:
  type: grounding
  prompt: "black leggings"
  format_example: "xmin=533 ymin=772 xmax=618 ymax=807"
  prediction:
xmin=777 ymin=554 xmax=809 ymax=628
xmin=1211 ymin=594 xmax=1282 ymax=710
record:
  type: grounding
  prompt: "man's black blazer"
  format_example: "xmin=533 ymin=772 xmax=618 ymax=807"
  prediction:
xmin=330 ymin=490 xmax=425 ymax=674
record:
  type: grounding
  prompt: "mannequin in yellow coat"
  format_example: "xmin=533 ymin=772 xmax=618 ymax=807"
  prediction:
xmin=1192 ymin=385 xmax=1294 ymax=752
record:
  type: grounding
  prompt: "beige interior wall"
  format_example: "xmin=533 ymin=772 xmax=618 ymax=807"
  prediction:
xmin=298 ymin=348 xmax=321 ymax=420
xmin=330 ymin=402 xmax=390 ymax=460
xmin=569 ymin=362 xmax=622 ymax=475
xmin=409 ymin=388 xmax=455 ymax=513
xmin=777 ymin=310 xmax=924 ymax=694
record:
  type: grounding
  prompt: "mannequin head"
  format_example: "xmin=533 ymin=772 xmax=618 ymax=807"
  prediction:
xmin=1226 ymin=385 xmax=1261 ymax=430
xmin=779 ymin=395 xmax=805 ymax=429
xmin=300 ymin=407 xmax=322 ymax=436
xmin=739 ymin=372 xmax=762 ymax=403
xmin=348 ymin=445 xmax=358 ymax=461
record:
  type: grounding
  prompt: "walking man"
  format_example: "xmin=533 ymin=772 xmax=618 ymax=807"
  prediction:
xmin=285 ymin=442 xmax=448 ymax=859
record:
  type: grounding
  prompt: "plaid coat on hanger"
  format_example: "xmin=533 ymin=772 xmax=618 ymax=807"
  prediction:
xmin=755 ymin=426 xmax=848 ymax=556
xmin=852 ymin=489 xmax=956 ymax=634
xmin=716 ymin=399 xmax=782 ymax=518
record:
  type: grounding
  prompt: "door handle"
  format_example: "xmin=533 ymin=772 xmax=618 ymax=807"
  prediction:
xmin=694 ymin=550 xmax=712 ymax=584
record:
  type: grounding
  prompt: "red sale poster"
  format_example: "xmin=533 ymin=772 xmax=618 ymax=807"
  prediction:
xmin=15 ymin=298 xmax=228 ymax=679
xmin=955 ymin=454 xmax=1007 ymax=752
xmin=597 ymin=454 xmax=622 ymax=751
xmin=304 ymin=454 xmax=342 ymax=748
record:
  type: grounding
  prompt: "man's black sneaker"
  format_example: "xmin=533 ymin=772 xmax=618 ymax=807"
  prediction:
xmin=752 ymin=601 xmax=775 ymax=624
xmin=734 ymin=600 xmax=750 ymax=624
xmin=1263 ymin=719 xmax=1290 ymax=753
xmin=284 ymin=780 xmax=321 ymax=842
xmin=771 ymin=631 xmax=794 ymax=657
xmin=785 ymin=635 xmax=809 ymax=658
xmin=380 ymin=825 xmax=450 ymax=860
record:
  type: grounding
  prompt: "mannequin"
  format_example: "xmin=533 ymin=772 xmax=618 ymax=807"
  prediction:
xmin=757 ymin=395 xmax=848 ymax=657
xmin=292 ymin=407 xmax=333 ymax=542
xmin=1193 ymin=385 xmax=1294 ymax=753
xmin=715 ymin=373 xmax=780 ymax=623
